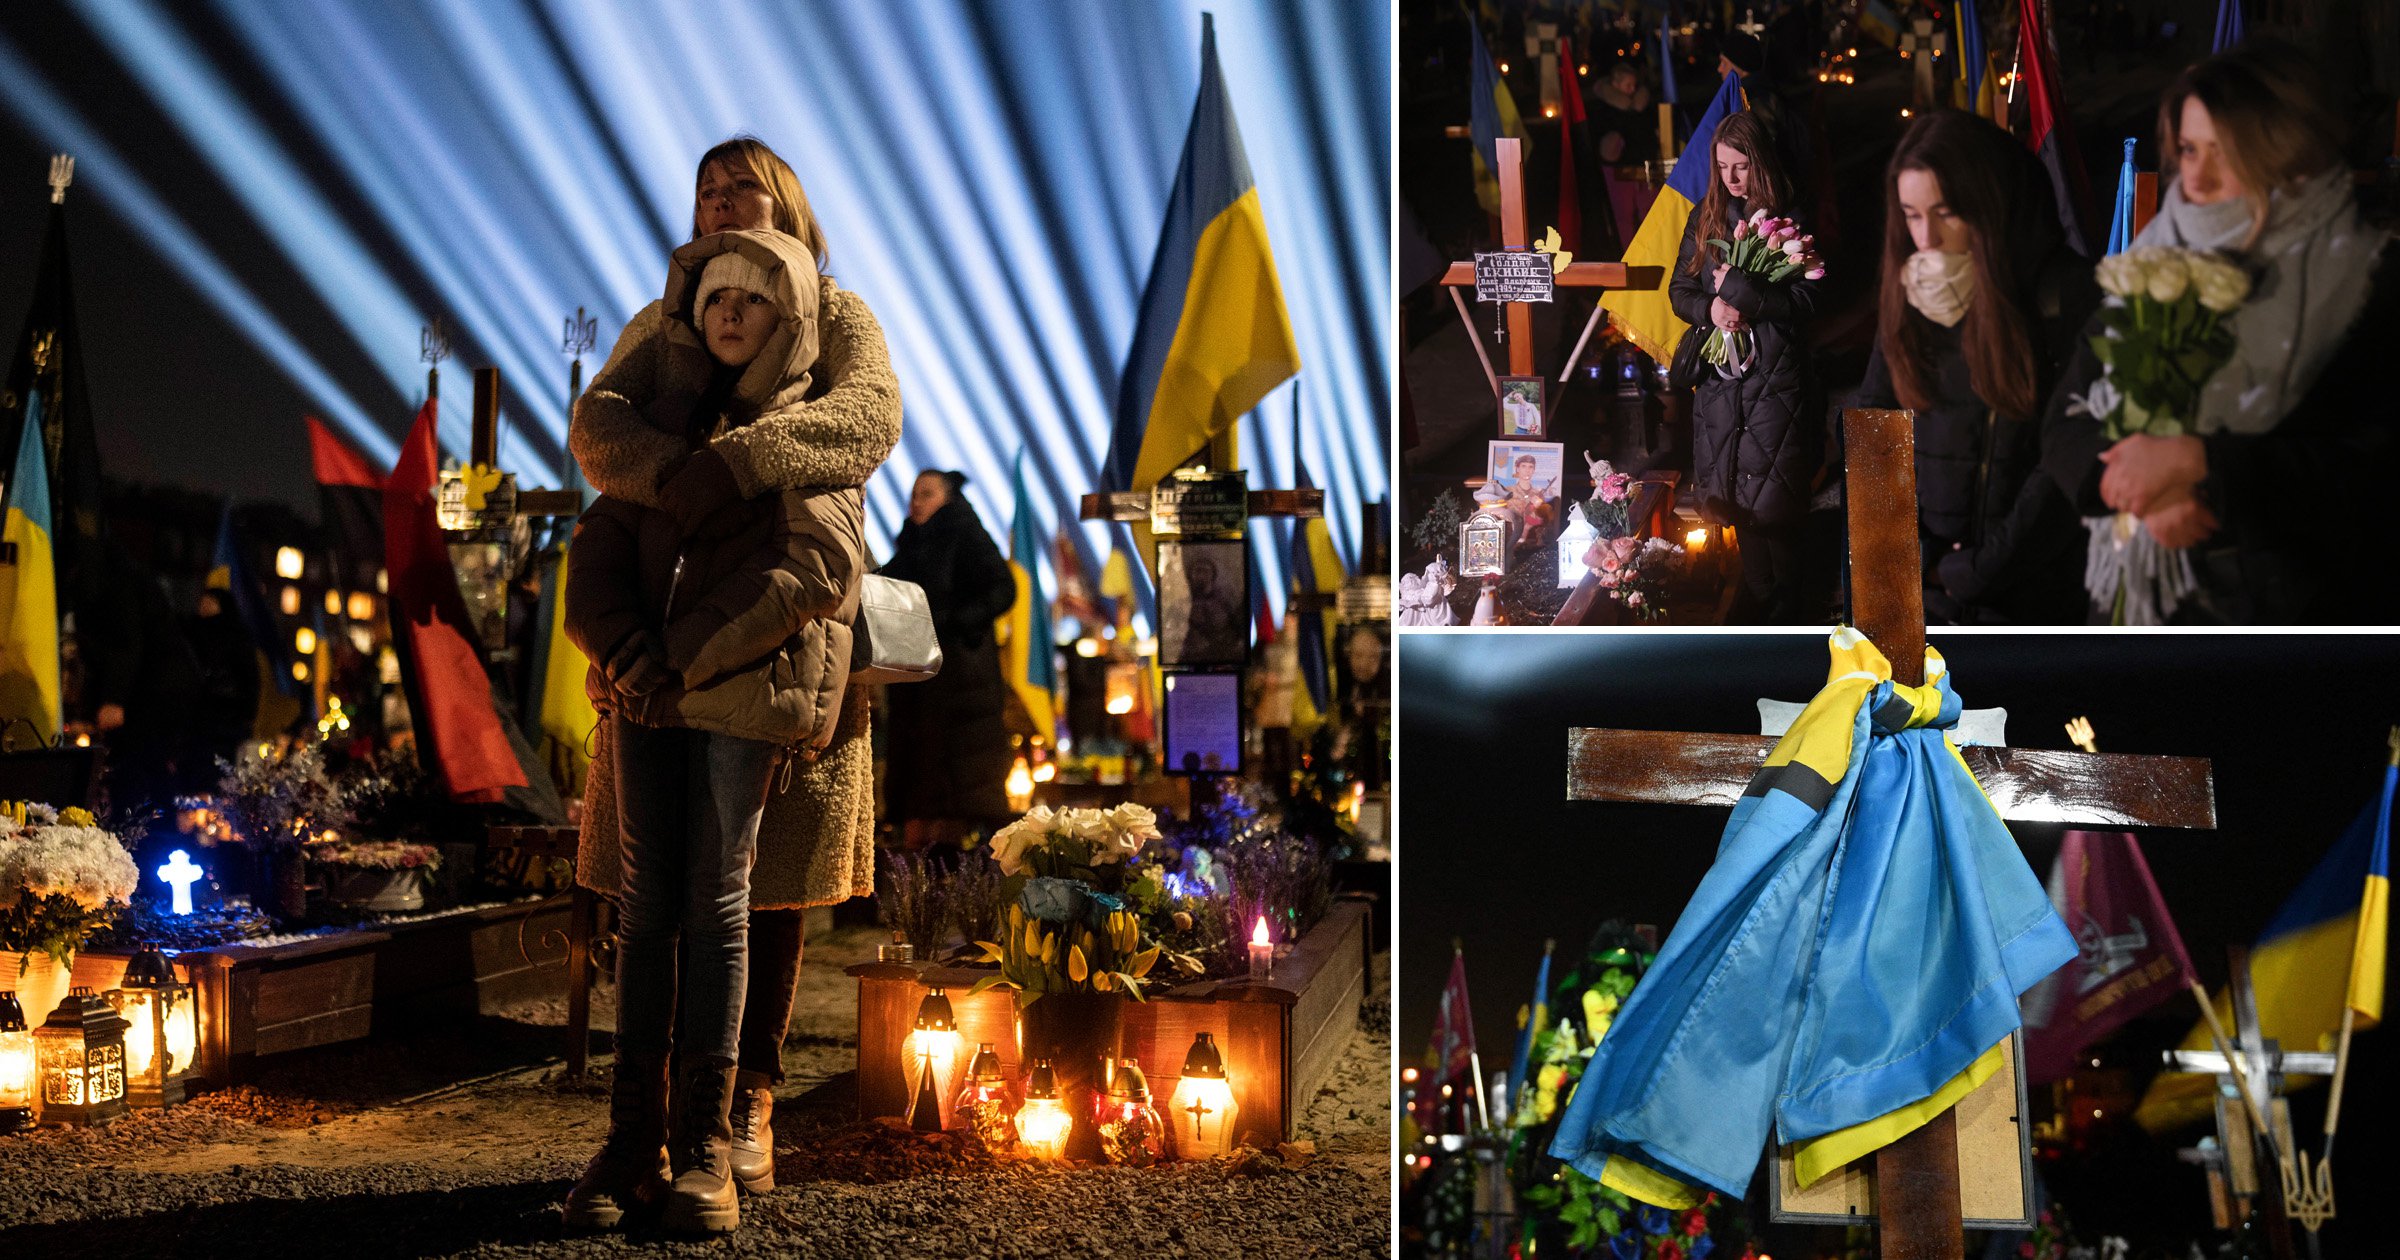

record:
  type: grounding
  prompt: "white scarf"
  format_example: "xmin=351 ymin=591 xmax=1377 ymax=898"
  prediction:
xmin=1902 ymin=249 xmax=1975 ymax=327
xmin=2130 ymin=171 xmax=2387 ymax=436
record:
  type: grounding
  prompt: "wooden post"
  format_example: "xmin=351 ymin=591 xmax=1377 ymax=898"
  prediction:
xmin=2132 ymin=172 xmax=2160 ymax=241
xmin=472 ymin=366 xmax=502 ymax=469
xmin=1496 ymin=137 xmax=1535 ymax=375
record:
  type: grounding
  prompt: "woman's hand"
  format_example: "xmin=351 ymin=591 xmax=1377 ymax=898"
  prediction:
xmin=2142 ymin=494 xmax=2220 ymax=549
xmin=1710 ymin=297 xmax=1748 ymax=332
xmin=1712 ymin=263 xmax=1730 ymax=290
xmin=2098 ymin=434 xmax=2206 ymax=516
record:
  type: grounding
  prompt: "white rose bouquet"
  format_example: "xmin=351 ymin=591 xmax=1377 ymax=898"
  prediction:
xmin=971 ymin=803 xmax=1176 ymax=1003
xmin=2072 ymin=246 xmax=2254 ymax=624
xmin=0 ymin=804 xmax=140 ymax=966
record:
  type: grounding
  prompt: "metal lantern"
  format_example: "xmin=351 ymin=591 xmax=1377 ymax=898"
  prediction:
xmin=1015 ymin=1058 xmax=1072 ymax=1161
xmin=1459 ymin=510 xmax=1515 ymax=580
xmin=34 ymin=987 xmax=130 ymax=1126
xmin=905 ymin=987 xmax=962 ymax=1132
xmin=0 ymin=991 xmax=32 ymax=1131
xmin=952 ymin=1041 xmax=1015 ymax=1151
xmin=107 ymin=948 xmax=197 ymax=1108
xmin=1096 ymin=1057 xmax=1167 ymax=1167
xmin=1167 ymin=1031 xmax=1239 ymax=1159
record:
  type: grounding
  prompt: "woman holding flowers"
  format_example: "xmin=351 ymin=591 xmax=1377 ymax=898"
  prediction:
xmin=1849 ymin=110 xmax=2099 ymax=624
xmin=2041 ymin=40 xmax=2400 ymax=623
xmin=1668 ymin=110 xmax=1825 ymax=622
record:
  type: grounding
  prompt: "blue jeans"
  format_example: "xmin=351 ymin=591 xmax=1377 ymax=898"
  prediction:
xmin=611 ymin=717 xmax=780 ymax=1064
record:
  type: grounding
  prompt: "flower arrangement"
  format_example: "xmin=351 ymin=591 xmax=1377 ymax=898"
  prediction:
xmin=2071 ymin=246 xmax=2253 ymax=624
xmin=1701 ymin=211 xmax=1824 ymax=374
xmin=1582 ymin=459 xmax=1637 ymax=540
xmin=878 ymin=849 xmax=952 ymax=958
xmin=971 ymin=805 xmax=1189 ymax=1004
xmin=306 ymin=838 xmax=441 ymax=872
xmin=2075 ymin=246 xmax=2251 ymax=441
xmin=216 ymin=740 xmax=351 ymax=851
xmin=0 ymin=803 xmax=139 ymax=966
xmin=1583 ymin=532 xmax=1684 ymax=616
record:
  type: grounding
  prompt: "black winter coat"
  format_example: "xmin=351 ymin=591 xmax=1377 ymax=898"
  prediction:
xmin=1671 ymin=200 xmax=1824 ymax=528
xmin=2041 ymin=241 xmax=2400 ymax=624
xmin=1849 ymin=250 xmax=2099 ymax=624
xmin=876 ymin=496 xmax=1018 ymax=823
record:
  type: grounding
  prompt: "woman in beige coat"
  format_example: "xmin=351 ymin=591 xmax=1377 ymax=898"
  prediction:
xmin=568 ymin=138 xmax=901 ymax=1201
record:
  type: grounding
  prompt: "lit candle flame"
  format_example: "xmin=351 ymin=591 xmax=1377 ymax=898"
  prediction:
xmin=1251 ymin=916 xmax=1271 ymax=947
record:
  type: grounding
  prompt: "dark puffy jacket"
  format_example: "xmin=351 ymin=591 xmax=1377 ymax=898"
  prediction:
xmin=1850 ymin=249 xmax=2099 ymax=624
xmin=1671 ymin=200 xmax=1824 ymax=528
xmin=2043 ymin=240 xmax=2400 ymax=624
xmin=876 ymin=496 xmax=1017 ymax=824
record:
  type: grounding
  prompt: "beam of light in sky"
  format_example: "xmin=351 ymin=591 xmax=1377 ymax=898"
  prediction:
xmin=0 ymin=29 xmax=395 ymax=466
xmin=6 ymin=0 xmax=1388 ymax=618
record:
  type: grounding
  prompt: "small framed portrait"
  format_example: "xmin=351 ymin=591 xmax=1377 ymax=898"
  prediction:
xmin=1158 ymin=539 xmax=1249 ymax=669
xmin=1496 ymin=375 xmax=1546 ymax=438
xmin=1162 ymin=671 xmax=1243 ymax=776
xmin=1475 ymin=440 xmax=1566 ymax=549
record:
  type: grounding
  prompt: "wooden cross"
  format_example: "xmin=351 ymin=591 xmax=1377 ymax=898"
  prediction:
xmin=1564 ymin=410 xmax=2220 ymax=1260
xmin=1899 ymin=16 xmax=1948 ymax=108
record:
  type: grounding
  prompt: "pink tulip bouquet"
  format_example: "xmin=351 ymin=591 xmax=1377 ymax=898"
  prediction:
xmin=1700 ymin=210 xmax=1825 ymax=374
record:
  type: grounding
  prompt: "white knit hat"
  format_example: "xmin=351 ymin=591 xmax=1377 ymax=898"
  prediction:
xmin=694 ymin=250 xmax=776 ymax=314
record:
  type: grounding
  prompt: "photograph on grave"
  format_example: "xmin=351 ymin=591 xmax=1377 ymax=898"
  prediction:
xmin=1497 ymin=376 xmax=1546 ymax=438
xmin=1477 ymin=441 xmax=1566 ymax=550
xmin=1398 ymin=1 xmax=2400 ymax=628
xmin=0 ymin=1 xmax=1393 ymax=1253
xmin=1396 ymin=631 xmax=2400 ymax=1260
xmin=1157 ymin=539 xmax=1249 ymax=670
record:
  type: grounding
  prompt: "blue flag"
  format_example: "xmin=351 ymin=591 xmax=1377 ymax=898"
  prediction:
xmin=2107 ymin=137 xmax=2138 ymax=255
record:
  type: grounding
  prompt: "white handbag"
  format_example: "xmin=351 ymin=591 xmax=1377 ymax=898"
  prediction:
xmin=850 ymin=573 xmax=944 ymax=684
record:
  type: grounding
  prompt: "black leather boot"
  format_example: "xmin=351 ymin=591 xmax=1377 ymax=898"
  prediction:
xmin=727 ymin=1068 xmax=776 ymax=1193
xmin=561 ymin=1051 xmax=669 ymax=1230
xmin=662 ymin=1057 xmax=741 ymax=1233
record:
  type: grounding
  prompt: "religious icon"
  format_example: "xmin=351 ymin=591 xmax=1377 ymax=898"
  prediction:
xmin=1157 ymin=540 xmax=1247 ymax=670
xmin=1496 ymin=376 xmax=1546 ymax=439
xmin=1475 ymin=440 xmax=1565 ymax=549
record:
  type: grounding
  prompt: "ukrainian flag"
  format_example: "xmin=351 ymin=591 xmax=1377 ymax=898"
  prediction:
xmin=1000 ymin=452 xmax=1058 ymax=741
xmin=1288 ymin=458 xmax=1343 ymax=734
xmin=1466 ymin=6 xmax=1529 ymax=215
xmin=532 ymin=553 xmax=597 ymax=794
xmin=1600 ymin=71 xmax=1745 ymax=364
xmin=0 ymin=391 xmax=60 ymax=740
xmin=2136 ymin=755 xmax=2395 ymax=1131
xmin=1099 ymin=13 xmax=1300 ymax=546
xmin=1857 ymin=0 xmax=1903 ymax=47
xmin=1952 ymin=0 xmax=2004 ymax=125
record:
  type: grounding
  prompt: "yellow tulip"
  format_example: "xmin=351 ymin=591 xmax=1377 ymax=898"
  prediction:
xmin=1130 ymin=946 xmax=1160 ymax=978
xmin=1068 ymin=945 xmax=1090 ymax=983
xmin=1093 ymin=969 xmax=1113 ymax=992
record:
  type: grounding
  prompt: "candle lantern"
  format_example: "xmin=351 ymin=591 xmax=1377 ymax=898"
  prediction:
xmin=107 ymin=948 xmax=197 ymax=1107
xmin=0 ymin=992 xmax=32 ymax=1132
xmin=34 ymin=987 xmax=130 ymax=1126
xmin=1459 ymin=511 xmax=1515 ymax=580
xmin=1167 ymin=1031 xmax=1239 ymax=1159
xmin=1247 ymin=916 xmax=1275 ymax=983
xmin=904 ymin=986 xmax=962 ymax=1132
xmin=1096 ymin=1057 xmax=1167 ymax=1167
xmin=1005 ymin=753 xmax=1035 ymax=813
xmin=952 ymin=1041 xmax=1016 ymax=1151
xmin=1015 ymin=1058 xmax=1072 ymax=1161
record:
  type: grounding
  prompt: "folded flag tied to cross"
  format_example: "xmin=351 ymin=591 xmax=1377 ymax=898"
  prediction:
xmin=1550 ymin=629 xmax=2076 ymax=1208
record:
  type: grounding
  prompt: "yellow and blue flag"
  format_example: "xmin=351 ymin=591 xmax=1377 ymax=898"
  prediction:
xmin=1508 ymin=941 xmax=1555 ymax=1118
xmin=1952 ymin=0 xmax=2004 ymax=125
xmin=0 ymin=391 xmax=60 ymax=740
xmin=1466 ymin=6 xmax=1530 ymax=214
xmin=2136 ymin=755 xmax=2396 ymax=1130
xmin=1857 ymin=0 xmax=1903 ymax=47
xmin=1000 ymin=452 xmax=1058 ymax=741
xmin=1288 ymin=457 xmax=1343 ymax=729
xmin=1599 ymin=71 xmax=1745 ymax=365
xmin=1099 ymin=13 xmax=1299 ymax=540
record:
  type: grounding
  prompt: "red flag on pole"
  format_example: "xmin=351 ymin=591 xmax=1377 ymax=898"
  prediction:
xmin=2021 ymin=830 xmax=2198 ymax=1083
xmin=1556 ymin=36 xmax=1587 ymax=256
xmin=2017 ymin=0 xmax=2096 ymax=256
xmin=382 ymin=399 xmax=525 ymax=803
xmin=1414 ymin=947 xmax=1481 ymax=1134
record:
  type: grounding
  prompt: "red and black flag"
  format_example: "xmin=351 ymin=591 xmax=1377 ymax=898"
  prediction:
xmin=306 ymin=415 xmax=385 ymax=585
xmin=3 ymin=188 xmax=107 ymax=619
xmin=2017 ymin=0 xmax=2096 ymax=257
xmin=382 ymin=398 xmax=526 ymax=805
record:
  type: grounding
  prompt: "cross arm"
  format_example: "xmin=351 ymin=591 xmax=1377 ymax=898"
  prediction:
xmin=1078 ymin=488 xmax=1323 ymax=522
xmin=1566 ymin=728 xmax=2218 ymax=828
xmin=2163 ymin=1049 xmax=2337 ymax=1077
xmin=1439 ymin=260 xmax=1663 ymax=291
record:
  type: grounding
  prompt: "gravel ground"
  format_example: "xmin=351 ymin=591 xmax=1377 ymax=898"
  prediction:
xmin=0 ymin=923 xmax=1391 ymax=1259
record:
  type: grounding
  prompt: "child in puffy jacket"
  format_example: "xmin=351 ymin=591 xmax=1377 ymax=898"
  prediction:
xmin=561 ymin=228 xmax=864 ymax=1236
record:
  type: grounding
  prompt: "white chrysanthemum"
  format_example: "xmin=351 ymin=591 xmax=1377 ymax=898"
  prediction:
xmin=10 ymin=825 xmax=138 ymax=909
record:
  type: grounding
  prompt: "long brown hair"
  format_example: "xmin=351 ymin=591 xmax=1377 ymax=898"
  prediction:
xmin=691 ymin=136 xmax=830 ymax=270
xmin=1876 ymin=110 xmax=2045 ymax=419
xmin=1684 ymin=111 xmax=1789 ymax=276
xmin=2158 ymin=39 xmax=2343 ymax=250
